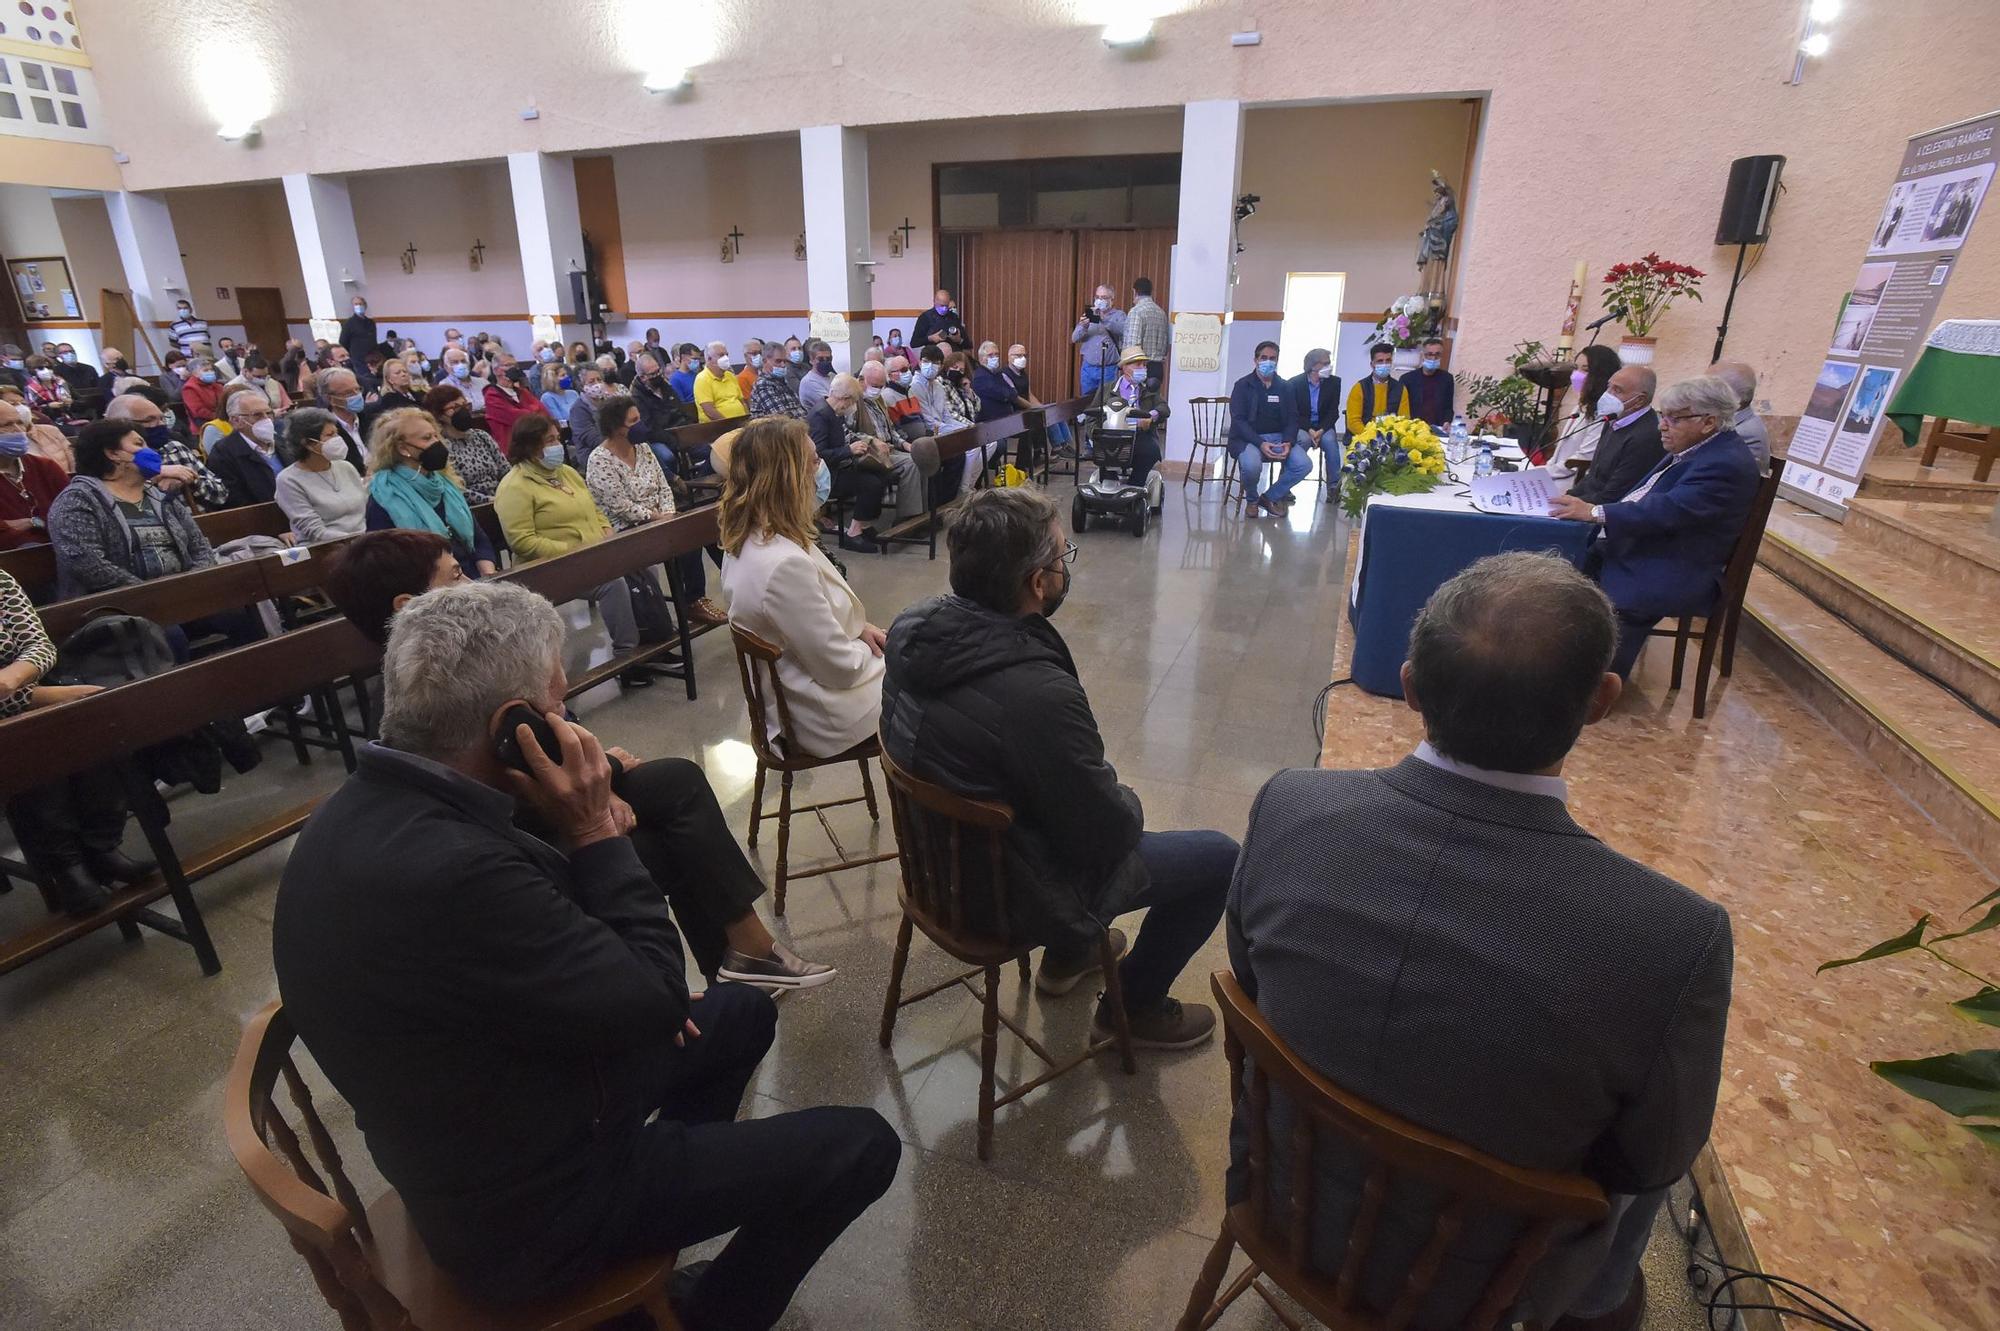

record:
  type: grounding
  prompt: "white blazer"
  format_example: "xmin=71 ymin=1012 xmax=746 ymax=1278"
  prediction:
xmin=720 ymin=532 xmax=884 ymax=759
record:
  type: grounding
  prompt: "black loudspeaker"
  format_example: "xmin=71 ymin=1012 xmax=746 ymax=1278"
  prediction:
xmin=1715 ymin=154 xmax=1786 ymax=245
xmin=569 ymin=270 xmax=602 ymax=324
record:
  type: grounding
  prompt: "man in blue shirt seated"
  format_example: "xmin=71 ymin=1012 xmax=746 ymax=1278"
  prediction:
xmin=1549 ymin=375 xmax=1761 ymax=678
xmin=1228 ymin=340 xmax=1307 ymax=519
xmin=1289 ymin=346 xmax=1342 ymax=481
xmin=1398 ymin=336 xmax=1455 ymax=429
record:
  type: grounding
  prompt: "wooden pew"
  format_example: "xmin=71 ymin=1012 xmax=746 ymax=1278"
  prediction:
xmin=871 ymin=395 xmax=1095 ymax=554
xmin=195 ymin=501 xmax=292 ymax=546
xmin=0 ymin=542 xmax=58 ymax=602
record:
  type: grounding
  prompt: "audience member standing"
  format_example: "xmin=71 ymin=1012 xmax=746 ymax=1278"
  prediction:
xmin=1071 ymin=283 xmax=1126 ymax=397
xmin=1228 ymin=341 xmax=1307 ymax=518
xmin=1398 ymin=336 xmax=1455 ymax=428
xmin=1229 ymin=552 xmax=1731 ymax=1331
xmin=911 ymin=288 xmax=969 ymax=352
xmin=340 ymin=296 xmax=379 ymax=364
xmin=168 ymin=299 xmax=209 ymax=355
xmin=1125 ymin=277 xmax=1170 ymax=384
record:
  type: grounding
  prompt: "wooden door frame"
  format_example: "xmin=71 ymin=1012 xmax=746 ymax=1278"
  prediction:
xmin=234 ymin=287 xmax=289 ymax=357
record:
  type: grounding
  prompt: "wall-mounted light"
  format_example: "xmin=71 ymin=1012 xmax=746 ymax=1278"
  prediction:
xmin=1800 ymin=30 xmax=1831 ymax=55
xmin=644 ymin=68 xmax=691 ymax=94
xmin=1102 ymin=18 xmax=1152 ymax=47
xmin=1808 ymin=0 xmax=1841 ymax=19
xmin=216 ymin=123 xmax=261 ymax=143
xmin=1789 ymin=0 xmax=1838 ymax=83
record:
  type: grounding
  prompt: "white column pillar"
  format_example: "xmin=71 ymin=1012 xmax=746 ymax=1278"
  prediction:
xmin=281 ymin=173 xmax=366 ymax=337
xmin=507 ymin=151 xmax=590 ymax=349
xmin=104 ymin=190 xmax=187 ymax=374
xmin=799 ymin=125 xmax=874 ymax=372
xmin=1165 ymin=99 xmax=1245 ymax=469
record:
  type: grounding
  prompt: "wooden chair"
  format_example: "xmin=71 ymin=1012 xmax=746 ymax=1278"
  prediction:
xmin=1918 ymin=414 xmax=2000 ymax=482
xmin=875 ymin=744 xmax=1134 ymax=1161
xmin=728 ymin=624 xmax=897 ymax=915
xmin=1184 ymin=397 xmax=1233 ymax=493
xmin=225 ymin=1001 xmax=685 ymax=1331
xmin=1175 ymin=972 xmax=1608 ymax=1331
xmin=1646 ymin=457 xmax=1786 ymax=720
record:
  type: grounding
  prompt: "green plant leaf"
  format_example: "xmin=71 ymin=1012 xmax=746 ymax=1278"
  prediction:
xmin=1970 ymin=885 xmax=2000 ymax=911
xmin=1951 ymin=989 xmax=2000 ymax=1027
xmin=1817 ymin=915 xmax=1931 ymax=972
xmin=1935 ymin=899 xmax=2000 ymax=943
xmin=1965 ymin=1123 xmax=2000 ymax=1150
xmin=1872 ymin=1049 xmax=2000 ymax=1118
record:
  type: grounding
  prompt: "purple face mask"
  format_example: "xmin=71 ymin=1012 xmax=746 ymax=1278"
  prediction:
xmin=1569 ymin=368 xmax=1588 ymax=394
xmin=934 ymin=303 xmax=950 ymax=314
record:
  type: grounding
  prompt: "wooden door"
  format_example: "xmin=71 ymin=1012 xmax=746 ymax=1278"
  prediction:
xmin=958 ymin=230 xmax=1076 ymax=402
xmin=1076 ymin=228 xmax=1175 ymax=396
xmin=235 ymin=287 xmax=289 ymax=358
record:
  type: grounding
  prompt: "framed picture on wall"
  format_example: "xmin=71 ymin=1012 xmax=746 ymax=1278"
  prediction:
xmin=8 ymin=256 xmax=80 ymax=323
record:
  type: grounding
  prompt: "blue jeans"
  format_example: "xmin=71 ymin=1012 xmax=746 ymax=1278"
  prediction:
xmin=1566 ymin=1187 xmax=1668 ymax=1318
xmin=1119 ymin=829 xmax=1238 ymax=1009
xmin=1237 ymin=433 xmax=1313 ymax=504
xmin=1080 ymin=359 xmax=1109 ymax=399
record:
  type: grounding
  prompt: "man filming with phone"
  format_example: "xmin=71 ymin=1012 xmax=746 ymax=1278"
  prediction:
xmin=1072 ymin=282 xmax=1126 ymax=398
xmin=274 ymin=580 xmax=900 ymax=1331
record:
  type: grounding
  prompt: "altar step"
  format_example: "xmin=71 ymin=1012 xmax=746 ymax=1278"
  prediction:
xmin=1859 ymin=450 xmax=2000 ymax=504
xmin=1744 ymin=498 xmax=2000 ymax=874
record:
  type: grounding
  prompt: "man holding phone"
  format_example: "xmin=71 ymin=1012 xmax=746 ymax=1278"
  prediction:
xmin=274 ymin=581 xmax=899 ymax=1331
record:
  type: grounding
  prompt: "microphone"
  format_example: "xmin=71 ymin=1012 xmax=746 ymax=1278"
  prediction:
xmin=1584 ymin=306 xmax=1625 ymax=331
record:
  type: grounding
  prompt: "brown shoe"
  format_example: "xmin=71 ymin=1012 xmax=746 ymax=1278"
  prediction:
xmin=690 ymin=596 xmax=730 ymax=626
xmin=1034 ymin=927 xmax=1128 ymax=996
xmin=1553 ymin=1270 xmax=1645 ymax=1331
xmin=1093 ymin=995 xmax=1217 ymax=1050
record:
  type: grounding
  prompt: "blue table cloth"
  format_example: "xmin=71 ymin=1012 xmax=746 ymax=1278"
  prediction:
xmin=1347 ymin=501 xmax=1595 ymax=697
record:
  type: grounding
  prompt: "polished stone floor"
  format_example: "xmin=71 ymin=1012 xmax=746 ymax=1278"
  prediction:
xmin=3 ymin=478 xmax=1723 ymax=1330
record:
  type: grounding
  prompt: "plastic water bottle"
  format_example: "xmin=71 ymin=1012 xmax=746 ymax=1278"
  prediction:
xmin=1474 ymin=439 xmax=1494 ymax=479
xmin=1448 ymin=415 xmax=1469 ymax=465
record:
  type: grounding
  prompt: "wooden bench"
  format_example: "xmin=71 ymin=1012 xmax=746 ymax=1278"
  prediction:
xmin=872 ymin=396 xmax=1095 ymax=555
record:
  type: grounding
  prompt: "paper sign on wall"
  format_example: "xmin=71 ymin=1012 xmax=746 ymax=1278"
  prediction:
xmin=1172 ymin=313 xmax=1223 ymax=373
xmin=309 ymin=318 xmax=342 ymax=344
xmin=531 ymin=314 xmax=559 ymax=345
xmin=809 ymin=310 xmax=850 ymax=345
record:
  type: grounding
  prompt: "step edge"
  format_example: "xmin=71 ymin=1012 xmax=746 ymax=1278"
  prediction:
xmin=1845 ymin=500 xmax=2000 ymax=568
xmin=1760 ymin=529 xmax=2000 ymax=673
xmin=1743 ymin=601 xmax=2000 ymax=825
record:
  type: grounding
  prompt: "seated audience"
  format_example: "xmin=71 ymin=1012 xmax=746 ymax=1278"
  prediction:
xmin=1 ymin=383 xmax=73 ymax=472
xmin=736 ymin=338 xmax=765 ymax=397
xmin=213 ymin=336 xmax=244 ymax=380
xmin=274 ymin=407 xmax=368 ymax=543
xmin=694 ymin=340 xmax=750 ymax=422
xmin=796 ymin=339 xmax=836 ymax=415
xmin=808 ymin=374 xmax=897 ymax=554
xmin=1549 ymin=376 xmax=1760 ymax=677
xmin=539 ymin=361 xmax=580 ymax=425
xmin=52 ymin=341 xmax=98 ymax=403
xmin=1567 ymin=367 xmax=1662 ymax=505
xmin=1399 ymin=336 xmax=1455 ymax=428
xmin=1291 ymin=346 xmax=1343 ymax=468
xmin=855 ymin=362 xmax=929 ymax=513
xmin=881 ymin=486 xmax=1231 ymax=1047
xmin=1091 ymin=345 xmax=1168 ymax=493
xmin=207 ymin=388 xmax=285 ymax=509
xmin=1347 ymin=341 xmax=1413 ymax=434
xmin=883 ymin=328 xmax=909 ymax=359
xmin=316 ymin=366 xmax=369 ymax=456
xmin=360 ymin=354 xmax=425 ymax=441
xmin=160 ymin=349 xmax=190 ymax=403
xmin=908 ymin=344 xmax=973 ymax=439
xmin=782 ymin=336 xmax=805 ymax=372
xmin=1710 ymin=360 xmax=1771 ymax=470
xmin=232 ymin=353 xmax=293 ymax=414
xmin=365 ymin=406 xmax=499 ymax=580
xmin=567 ymin=366 xmax=611 ymax=463
xmin=1228 ymin=551 xmax=1731 ymax=1330
xmin=1 ymin=569 xmax=150 ymax=914
xmin=102 ymin=393 xmax=228 ymax=509
xmin=971 ymin=341 xmax=1027 ymax=422
xmin=400 ymin=346 xmax=433 ymax=391
xmin=273 ymin=579 xmax=896 ymax=1329
xmin=586 ymin=393 xmax=729 ymax=626
xmin=0 ymin=406 xmax=66 ymax=549
xmin=633 ymin=351 xmax=697 ymax=440
xmin=0 ymin=343 xmax=22 ymax=390
xmin=669 ymin=342 xmax=701 ymax=402
xmin=24 ymin=356 xmax=78 ymax=423
xmin=179 ymin=355 xmax=227 ymax=430
xmin=1229 ymin=340 xmax=1309 ymax=518
xmin=424 ymin=384 xmax=510 ymax=505
xmin=438 ymin=343 xmax=475 ymax=393
xmin=494 ymin=414 xmax=654 ymax=689
xmin=484 ymin=362 xmax=549 ymax=445
xmin=96 ymin=347 xmax=133 ymax=404
xmin=720 ymin=418 xmax=887 ymax=754
xmin=749 ymin=347 xmax=808 ymax=420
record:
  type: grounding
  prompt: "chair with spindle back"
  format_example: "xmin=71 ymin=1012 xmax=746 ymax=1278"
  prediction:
xmin=875 ymin=744 xmax=1135 ymax=1162
xmin=1184 ymin=397 xmax=1232 ymax=493
xmin=1176 ymin=972 xmax=1609 ymax=1331
xmin=728 ymin=623 xmax=897 ymax=915
xmin=225 ymin=1001 xmax=686 ymax=1331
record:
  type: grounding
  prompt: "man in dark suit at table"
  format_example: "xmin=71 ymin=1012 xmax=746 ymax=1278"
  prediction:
xmin=1229 ymin=551 xmax=1732 ymax=1331
xmin=1566 ymin=366 xmax=1661 ymax=505
xmin=1550 ymin=375 xmax=1760 ymax=678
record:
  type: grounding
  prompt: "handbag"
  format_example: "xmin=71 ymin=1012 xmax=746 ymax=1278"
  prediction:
xmin=625 ymin=571 xmax=679 ymax=646
xmin=851 ymin=436 xmax=895 ymax=475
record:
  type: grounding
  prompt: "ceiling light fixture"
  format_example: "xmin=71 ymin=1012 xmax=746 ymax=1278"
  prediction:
xmin=1800 ymin=30 xmax=1831 ymax=56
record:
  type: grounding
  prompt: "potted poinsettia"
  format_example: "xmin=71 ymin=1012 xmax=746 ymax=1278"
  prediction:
xmin=1600 ymin=253 xmax=1705 ymax=364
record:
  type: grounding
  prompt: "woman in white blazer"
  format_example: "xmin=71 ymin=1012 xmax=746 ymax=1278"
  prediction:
xmin=719 ymin=418 xmax=886 ymax=759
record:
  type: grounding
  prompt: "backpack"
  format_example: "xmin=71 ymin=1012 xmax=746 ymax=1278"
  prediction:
xmin=625 ymin=571 xmax=680 ymax=646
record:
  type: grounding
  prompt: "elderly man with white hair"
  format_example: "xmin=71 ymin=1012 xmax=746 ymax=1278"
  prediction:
xmin=1709 ymin=360 xmax=1770 ymax=470
xmin=1549 ymin=374 xmax=1761 ymax=678
xmin=855 ymin=362 xmax=926 ymax=520
xmin=316 ymin=365 xmax=369 ymax=457
xmin=102 ymin=392 xmax=228 ymax=508
xmin=694 ymin=339 xmax=749 ymax=423
xmin=206 ymin=387 xmax=284 ymax=508
xmin=273 ymin=579 xmax=900 ymax=1331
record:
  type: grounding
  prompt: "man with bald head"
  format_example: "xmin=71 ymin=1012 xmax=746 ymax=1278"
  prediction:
xmin=1567 ymin=365 xmax=1663 ymax=505
xmin=1709 ymin=361 xmax=1769 ymax=470
xmin=694 ymin=340 xmax=748 ymax=423
xmin=103 ymin=392 xmax=228 ymax=508
xmin=857 ymin=361 xmax=927 ymax=520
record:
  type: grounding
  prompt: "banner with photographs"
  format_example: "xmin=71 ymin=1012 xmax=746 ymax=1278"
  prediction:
xmin=1783 ymin=109 xmax=1997 ymax=515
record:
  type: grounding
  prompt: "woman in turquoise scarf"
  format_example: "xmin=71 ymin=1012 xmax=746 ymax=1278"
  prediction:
xmin=363 ymin=407 xmax=499 ymax=579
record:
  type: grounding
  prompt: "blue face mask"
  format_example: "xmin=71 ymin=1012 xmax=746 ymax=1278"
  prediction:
xmin=1257 ymin=359 xmax=1277 ymax=377
xmin=920 ymin=362 xmax=941 ymax=380
xmin=131 ymin=445 xmax=164 ymax=478
xmin=558 ymin=375 xmax=572 ymax=390
xmin=983 ymin=356 xmax=1001 ymax=372
xmin=814 ymin=459 xmax=832 ymax=504
xmin=539 ymin=444 xmax=567 ymax=470
xmin=345 ymin=393 xmax=366 ymax=412
xmin=1421 ymin=358 xmax=1440 ymax=372
xmin=788 ymin=349 xmax=804 ymax=364
xmin=0 ymin=431 xmax=27 ymax=457
xmin=198 ymin=369 xmax=218 ymax=384
xmin=1129 ymin=366 xmax=1146 ymax=383
xmin=450 ymin=362 xmax=470 ymax=380
xmin=772 ymin=363 xmax=789 ymax=379
xmin=1372 ymin=363 xmax=1392 ymax=380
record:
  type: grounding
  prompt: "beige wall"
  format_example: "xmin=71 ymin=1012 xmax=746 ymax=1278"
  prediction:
xmin=51 ymin=194 xmax=124 ymax=321
xmin=163 ymin=183 xmax=309 ymax=324
xmin=345 ymin=163 xmax=524 ymax=321
xmin=611 ymin=137 xmax=805 ymax=315
xmin=0 ymin=184 xmax=66 ymax=261
xmin=0 ymin=138 xmax=123 ymax=191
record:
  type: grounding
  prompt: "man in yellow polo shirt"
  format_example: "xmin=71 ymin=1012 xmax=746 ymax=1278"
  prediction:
xmin=694 ymin=340 xmax=749 ymax=422
xmin=1346 ymin=341 xmax=1412 ymax=434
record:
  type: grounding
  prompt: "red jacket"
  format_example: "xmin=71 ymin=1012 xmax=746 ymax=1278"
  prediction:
xmin=181 ymin=376 xmax=226 ymax=428
xmin=483 ymin=381 xmax=548 ymax=450
xmin=0 ymin=452 xmax=69 ymax=549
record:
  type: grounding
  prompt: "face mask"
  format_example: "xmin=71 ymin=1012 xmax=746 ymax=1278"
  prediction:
xmin=815 ymin=357 xmax=833 ymax=375
xmin=450 ymin=362 xmax=470 ymax=380
xmin=2 ymin=359 xmax=21 ymax=370
xmin=934 ymin=302 xmax=950 ymax=314
xmin=748 ymin=352 xmax=763 ymax=368
xmin=131 ymin=446 xmax=164 ymax=478
xmin=419 ymin=359 xmax=431 ymax=372
xmin=0 ymin=432 xmax=26 ymax=458
xmin=815 ymin=459 xmax=832 ymax=504
xmin=894 ymin=372 xmax=911 ymax=389
xmin=344 ymin=392 xmax=367 ymax=412
xmin=1093 ymin=298 xmax=1108 ymax=312
xmin=1421 ymin=358 xmax=1440 ymax=372
xmin=583 ymin=382 xmax=607 ymax=399
xmin=12 ymin=404 xmax=29 ymax=424
xmin=863 ymin=385 xmax=882 ymax=399
xmin=36 ymin=368 xmax=54 ymax=382
xmin=449 ymin=407 xmax=475 ymax=432
xmin=921 ymin=362 xmax=940 ymax=380
xmin=539 ymin=443 xmax=567 ymax=469
xmin=983 ymin=356 xmax=1001 ymax=372
xmin=198 ymin=369 xmax=218 ymax=384
xmin=772 ymin=364 xmax=790 ymax=379
xmin=946 ymin=368 xmax=965 ymax=383
xmin=715 ymin=356 xmax=734 ymax=372
xmin=249 ymin=419 xmax=276 ymax=445
xmin=1040 ymin=564 xmax=1070 ymax=618
xmin=352 ymin=304 xmax=366 ymax=316
xmin=177 ymin=309 xmax=192 ymax=320
xmin=1569 ymin=368 xmax=1588 ymax=395
xmin=1371 ymin=363 xmax=1392 ymax=380
xmin=1597 ymin=391 xmax=1626 ymax=418
xmin=1128 ymin=366 xmax=1147 ymax=383
xmin=142 ymin=424 xmax=174 ymax=451
xmin=538 ymin=348 xmax=556 ymax=362
xmin=320 ymin=437 xmax=349 ymax=464
xmin=1257 ymin=359 xmax=1277 ymax=377
xmin=1011 ymin=357 xmax=1028 ymax=371
xmin=888 ymin=335 xmax=902 ymax=346
xmin=505 ymin=367 xmax=527 ymax=385
xmin=416 ymin=440 xmax=450 ymax=471
xmin=788 ymin=349 xmax=804 ymax=364
xmin=558 ymin=376 xmax=573 ymax=391
xmin=60 ymin=352 xmax=75 ymax=363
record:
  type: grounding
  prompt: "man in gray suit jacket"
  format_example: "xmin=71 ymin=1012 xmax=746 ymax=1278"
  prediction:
xmin=1227 ymin=552 xmax=1732 ymax=1331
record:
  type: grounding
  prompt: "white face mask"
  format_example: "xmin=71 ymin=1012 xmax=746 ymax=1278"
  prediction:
xmin=249 ymin=418 xmax=276 ymax=445
xmin=863 ymin=385 xmax=883 ymax=399
xmin=715 ymin=356 xmax=733 ymax=371
xmin=1597 ymin=391 xmax=1626 ymax=418
xmin=1010 ymin=356 xmax=1027 ymax=371
xmin=320 ymin=437 xmax=349 ymax=463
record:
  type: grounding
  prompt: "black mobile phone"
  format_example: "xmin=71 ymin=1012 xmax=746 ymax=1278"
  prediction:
xmin=493 ymin=703 xmax=561 ymax=774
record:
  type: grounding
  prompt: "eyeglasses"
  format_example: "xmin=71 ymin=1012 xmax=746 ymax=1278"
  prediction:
xmin=1659 ymin=412 xmax=1710 ymax=427
xmin=1053 ymin=540 xmax=1078 ymax=567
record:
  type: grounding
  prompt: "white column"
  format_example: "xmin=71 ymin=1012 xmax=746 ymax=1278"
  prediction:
xmin=281 ymin=173 xmax=366 ymax=334
xmin=507 ymin=151 xmax=590 ymax=348
xmin=104 ymin=190 xmax=187 ymax=374
xmin=799 ymin=125 xmax=874 ymax=372
xmin=1165 ymin=99 xmax=1245 ymax=469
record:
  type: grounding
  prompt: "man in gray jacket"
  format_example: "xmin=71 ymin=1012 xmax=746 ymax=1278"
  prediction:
xmin=1228 ymin=552 xmax=1731 ymax=1331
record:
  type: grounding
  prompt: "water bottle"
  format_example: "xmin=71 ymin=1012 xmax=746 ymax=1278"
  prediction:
xmin=1448 ymin=415 xmax=1469 ymax=465
xmin=1474 ymin=439 xmax=1494 ymax=479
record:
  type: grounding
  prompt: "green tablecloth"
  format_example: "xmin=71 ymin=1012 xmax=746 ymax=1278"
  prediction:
xmin=1888 ymin=319 xmax=2000 ymax=446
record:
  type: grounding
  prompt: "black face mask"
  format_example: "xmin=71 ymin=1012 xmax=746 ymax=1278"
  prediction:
xmin=416 ymin=440 xmax=450 ymax=472
xmin=814 ymin=357 xmax=833 ymax=375
xmin=449 ymin=407 xmax=475 ymax=433
xmin=1040 ymin=563 xmax=1071 ymax=619
xmin=945 ymin=368 xmax=966 ymax=384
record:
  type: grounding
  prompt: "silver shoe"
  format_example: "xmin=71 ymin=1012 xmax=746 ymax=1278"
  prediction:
xmin=717 ymin=943 xmax=838 ymax=989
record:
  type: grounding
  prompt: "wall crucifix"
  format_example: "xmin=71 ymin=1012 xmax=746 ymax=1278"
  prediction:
xmin=722 ymin=225 xmax=745 ymax=263
xmin=400 ymin=242 xmax=418 ymax=274
xmin=469 ymin=238 xmax=486 ymax=271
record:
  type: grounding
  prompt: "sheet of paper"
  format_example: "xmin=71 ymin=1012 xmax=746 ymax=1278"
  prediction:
xmin=1467 ymin=467 xmax=1570 ymax=516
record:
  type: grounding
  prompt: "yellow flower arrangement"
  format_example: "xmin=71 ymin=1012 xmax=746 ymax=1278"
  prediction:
xmin=1340 ymin=416 xmax=1448 ymax=517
